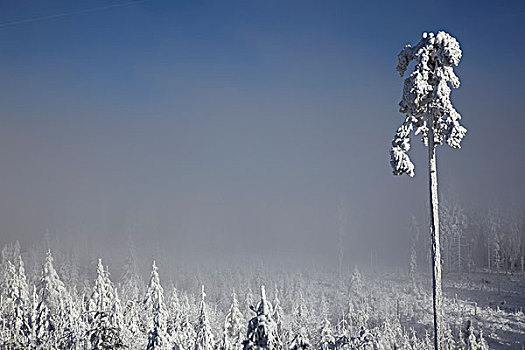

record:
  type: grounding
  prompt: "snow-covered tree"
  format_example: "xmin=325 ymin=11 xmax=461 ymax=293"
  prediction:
xmin=223 ymin=291 xmax=245 ymax=350
xmin=409 ymin=239 xmax=418 ymax=291
xmin=292 ymin=292 xmax=310 ymax=338
xmin=120 ymin=240 xmax=146 ymax=349
xmin=272 ymin=288 xmax=284 ymax=340
xmin=349 ymin=268 xmax=362 ymax=296
xmin=345 ymin=294 xmax=369 ymax=337
xmin=2 ymin=257 xmax=31 ymax=348
xmin=87 ymin=259 xmax=125 ymax=350
xmin=194 ymin=285 xmax=215 ymax=350
xmin=390 ymin=31 xmax=466 ymax=350
xmin=441 ymin=196 xmax=468 ymax=275
xmin=144 ymin=261 xmax=170 ymax=350
xmin=58 ymin=289 xmax=84 ymax=350
xmin=121 ymin=298 xmax=143 ymax=350
xmin=176 ymin=296 xmax=196 ymax=350
xmin=166 ymin=285 xmax=182 ymax=347
xmin=60 ymin=251 xmax=81 ymax=294
xmin=486 ymin=208 xmax=505 ymax=273
xmin=243 ymin=286 xmax=281 ymax=350
xmin=337 ymin=203 xmax=348 ymax=282
xmin=335 ymin=310 xmax=348 ymax=338
xmin=317 ymin=293 xmax=329 ymax=329
xmin=1 ymin=240 xmax=21 ymax=266
xmin=38 ymin=250 xmax=68 ymax=315
xmin=120 ymin=237 xmax=144 ymax=305
xmin=460 ymin=321 xmax=489 ymax=350
xmin=318 ymin=318 xmax=334 ymax=350
xmin=508 ymin=216 xmax=524 ymax=272
xmin=35 ymin=250 xmax=69 ymax=348
xmin=244 ymin=289 xmax=255 ymax=319
xmin=288 ymin=327 xmax=310 ymax=350
xmin=28 ymin=285 xmax=42 ymax=348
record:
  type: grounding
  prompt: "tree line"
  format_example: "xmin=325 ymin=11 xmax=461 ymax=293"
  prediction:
xmin=0 ymin=242 xmax=490 ymax=350
xmin=408 ymin=198 xmax=525 ymax=278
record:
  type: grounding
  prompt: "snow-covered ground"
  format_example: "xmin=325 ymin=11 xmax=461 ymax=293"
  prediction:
xmin=368 ymin=271 xmax=525 ymax=349
xmin=442 ymin=272 xmax=525 ymax=349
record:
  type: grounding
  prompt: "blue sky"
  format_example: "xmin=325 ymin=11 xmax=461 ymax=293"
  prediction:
xmin=0 ymin=0 xmax=524 ymax=263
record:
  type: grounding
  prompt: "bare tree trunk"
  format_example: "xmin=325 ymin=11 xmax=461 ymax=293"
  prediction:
xmin=444 ymin=237 xmax=449 ymax=273
xmin=458 ymin=234 xmax=461 ymax=276
xmin=428 ymin=119 xmax=443 ymax=350
xmin=447 ymin=238 xmax=451 ymax=273
xmin=488 ymin=232 xmax=491 ymax=273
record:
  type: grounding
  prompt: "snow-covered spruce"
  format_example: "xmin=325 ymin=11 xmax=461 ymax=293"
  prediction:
xmin=243 ymin=286 xmax=282 ymax=350
xmin=120 ymin=237 xmax=145 ymax=307
xmin=35 ymin=250 xmax=69 ymax=348
xmin=194 ymin=285 xmax=215 ymax=350
xmin=0 ymin=239 xmax=512 ymax=349
xmin=87 ymin=259 xmax=125 ymax=350
xmin=222 ymin=291 xmax=245 ymax=350
xmin=2 ymin=257 xmax=31 ymax=348
xmin=318 ymin=318 xmax=334 ymax=350
xmin=144 ymin=261 xmax=170 ymax=350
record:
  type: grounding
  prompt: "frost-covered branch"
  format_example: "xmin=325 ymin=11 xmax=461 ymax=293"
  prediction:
xmin=391 ymin=31 xmax=467 ymax=177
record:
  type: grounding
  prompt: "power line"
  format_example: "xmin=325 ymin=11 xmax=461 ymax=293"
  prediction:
xmin=0 ymin=0 xmax=150 ymax=29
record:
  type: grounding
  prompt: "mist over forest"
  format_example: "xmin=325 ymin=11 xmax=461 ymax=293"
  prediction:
xmin=1 ymin=0 xmax=524 ymax=349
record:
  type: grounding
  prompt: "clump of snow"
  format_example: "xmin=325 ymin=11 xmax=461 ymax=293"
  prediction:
xmin=391 ymin=31 xmax=467 ymax=177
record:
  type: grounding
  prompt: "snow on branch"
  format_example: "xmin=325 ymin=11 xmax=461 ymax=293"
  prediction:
xmin=391 ymin=31 xmax=467 ymax=177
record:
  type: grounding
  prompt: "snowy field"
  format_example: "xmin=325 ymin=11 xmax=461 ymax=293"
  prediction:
xmin=367 ymin=271 xmax=525 ymax=349
xmin=441 ymin=272 xmax=525 ymax=349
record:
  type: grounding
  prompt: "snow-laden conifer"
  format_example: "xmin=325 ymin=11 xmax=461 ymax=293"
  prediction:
xmin=58 ymin=289 xmax=84 ymax=349
xmin=177 ymin=302 xmax=196 ymax=350
xmin=35 ymin=250 xmax=68 ymax=347
xmin=120 ymin=248 xmax=145 ymax=349
xmin=1 ymin=241 xmax=21 ymax=265
xmin=194 ymin=285 xmax=215 ymax=350
xmin=144 ymin=261 xmax=170 ymax=350
xmin=223 ymin=291 xmax=245 ymax=350
xmin=27 ymin=285 xmax=42 ymax=348
xmin=243 ymin=286 xmax=281 ymax=350
xmin=272 ymin=288 xmax=284 ymax=339
xmin=166 ymin=286 xmax=182 ymax=347
xmin=349 ymin=268 xmax=363 ymax=299
xmin=390 ymin=31 xmax=466 ymax=350
xmin=293 ymin=292 xmax=310 ymax=331
xmin=244 ymin=289 xmax=254 ymax=319
xmin=441 ymin=196 xmax=468 ymax=275
xmin=2 ymin=257 xmax=31 ymax=348
xmin=318 ymin=318 xmax=334 ymax=350
xmin=87 ymin=259 xmax=125 ymax=350
xmin=120 ymin=237 xmax=144 ymax=305
xmin=288 ymin=327 xmax=310 ymax=350
xmin=460 ymin=321 xmax=489 ymax=350
xmin=121 ymin=298 xmax=143 ymax=350
xmin=391 ymin=31 xmax=466 ymax=177
xmin=38 ymin=250 xmax=68 ymax=316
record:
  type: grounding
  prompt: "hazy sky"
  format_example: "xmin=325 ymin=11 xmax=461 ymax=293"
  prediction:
xmin=0 ymin=0 xmax=524 ymax=264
